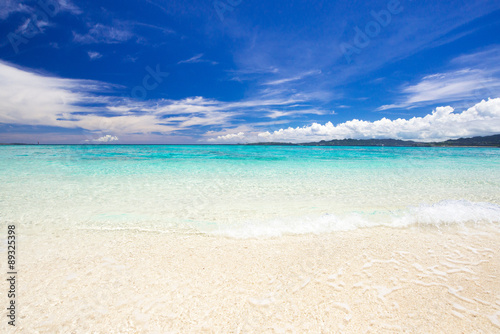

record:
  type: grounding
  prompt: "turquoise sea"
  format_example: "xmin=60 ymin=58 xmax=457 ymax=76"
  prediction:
xmin=1 ymin=145 xmax=499 ymax=237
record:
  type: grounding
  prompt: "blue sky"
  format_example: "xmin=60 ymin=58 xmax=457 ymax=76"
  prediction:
xmin=1 ymin=0 xmax=500 ymax=143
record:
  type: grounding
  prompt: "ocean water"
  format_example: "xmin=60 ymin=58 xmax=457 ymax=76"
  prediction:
xmin=1 ymin=145 xmax=499 ymax=237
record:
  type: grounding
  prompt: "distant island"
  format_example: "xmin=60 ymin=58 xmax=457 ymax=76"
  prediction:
xmin=247 ymin=134 xmax=500 ymax=147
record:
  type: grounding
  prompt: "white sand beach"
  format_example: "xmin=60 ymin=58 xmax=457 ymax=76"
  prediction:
xmin=3 ymin=223 xmax=499 ymax=333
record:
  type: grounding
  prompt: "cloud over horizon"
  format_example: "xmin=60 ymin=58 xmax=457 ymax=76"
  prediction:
xmin=211 ymin=98 xmax=500 ymax=143
xmin=1 ymin=59 xmax=499 ymax=144
xmin=0 ymin=60 xmax=325 ymax=142
xmin=86 ymin=134 xmax=119 ymax=142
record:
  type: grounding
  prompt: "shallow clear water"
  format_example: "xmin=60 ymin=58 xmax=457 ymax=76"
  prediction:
xmin=1 ymin=145 xmax=499 ymax=237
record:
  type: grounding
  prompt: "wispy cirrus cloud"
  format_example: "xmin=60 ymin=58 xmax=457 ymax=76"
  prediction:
xmin=223 ymin=1 xmax=500 ymax=102
xmin=177 ymin=53 xmax=218 ymax=65
xmin=1 ymin=0 xmax=81 ymax=50
xmin=15 ymin=17 xmax=52 ymax=38
xmin=87 ymin=51 xmax=102 ymax=60
xmin=377 ymin=69 xmax=499 ymax=110
xmin=378 ymin=47 xmax=500 ymax=111
xmin=72 ymin=20 xmax=175 ymax=46
xmin=73 ymin=23 xmax=135 ymax=44
xmin=263 ymin=70 xmax=321 ymax=86
xmin=0 ymin=0 xmax=80 ymax=19
xmin=0 ymin=60 xmax=120 ymax=128
xmin=0 ymin=0 xmax=30 ymax=19
xmin=55 ymin=0 xmax=81 ymax=15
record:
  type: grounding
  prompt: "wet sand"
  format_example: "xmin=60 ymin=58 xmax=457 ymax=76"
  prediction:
xmin=2 ymin=224 xmax=500 ymax=333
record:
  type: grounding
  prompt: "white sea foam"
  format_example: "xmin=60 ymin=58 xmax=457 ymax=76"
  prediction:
xmin=393 ymin=200 xmax=500 ymax=226
xmin=204 ymin=200 xmax=500 ymax=238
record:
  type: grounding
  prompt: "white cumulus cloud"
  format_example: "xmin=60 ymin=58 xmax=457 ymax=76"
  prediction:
xmin=211 ymin=98 xmax=500 ymax=143
xmin=89 ymin=134 xmax=118 ymax=142
xmin=208 ymin=132 xmax=245 ymax=142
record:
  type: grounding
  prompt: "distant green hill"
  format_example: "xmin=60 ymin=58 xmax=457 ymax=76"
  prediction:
xmin=301 ymin=138 xmax=428 ymax=147
xmin=432 ymin=134 xmax=500 ymax=147
xmin=248 ymin=134 xmax=500 ymax=147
